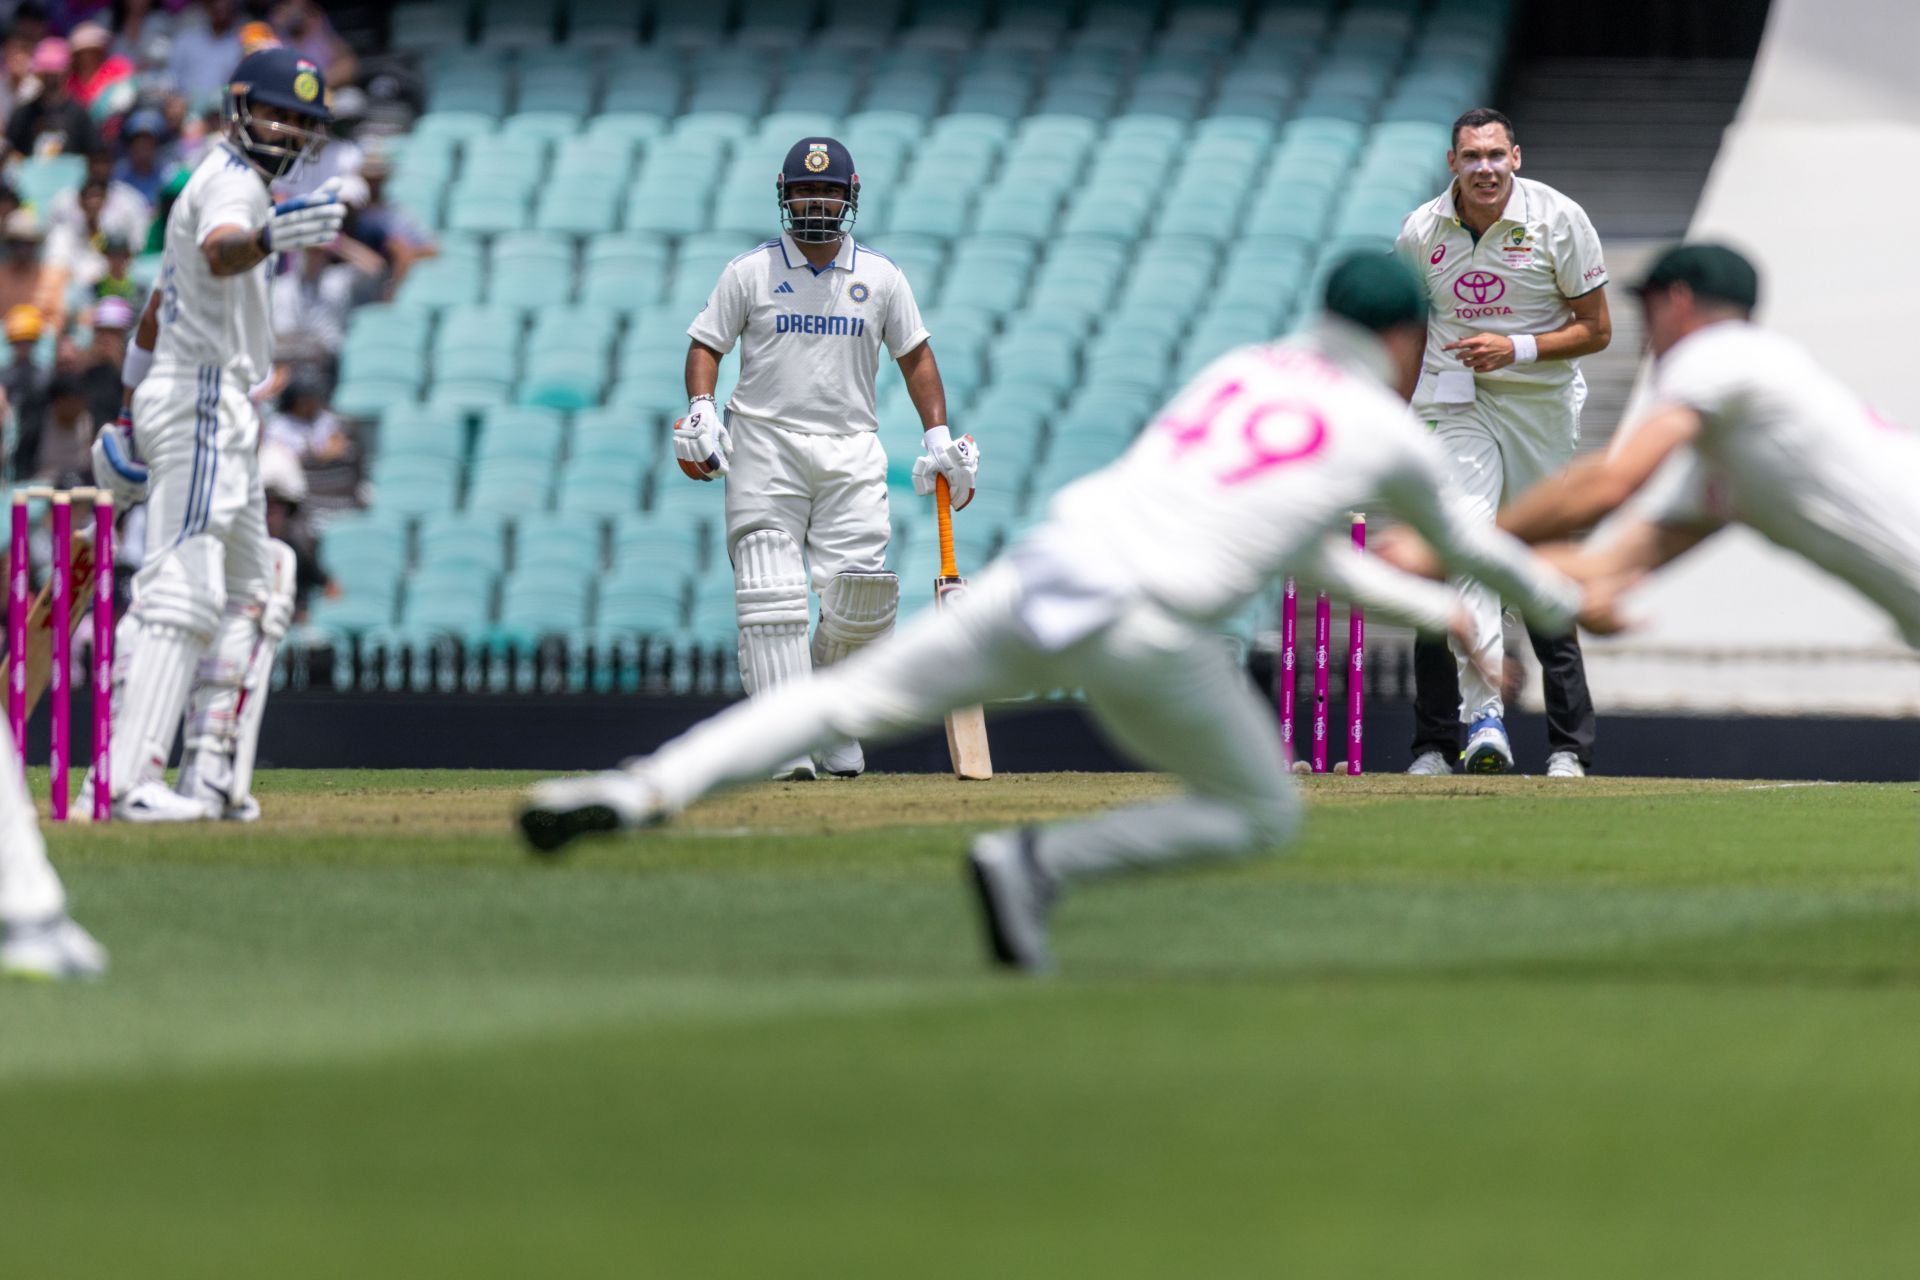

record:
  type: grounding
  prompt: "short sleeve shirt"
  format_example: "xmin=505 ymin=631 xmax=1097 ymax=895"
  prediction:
xmin=1396 ymin=176 xmax=1608 ymax=393
xmin=152 ymin=142 xmax=273 ymax=387
xmin=687 ymin=233 xmax=929 ymax=436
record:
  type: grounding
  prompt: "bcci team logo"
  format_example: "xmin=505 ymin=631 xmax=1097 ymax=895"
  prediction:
xmin=1454 ymin=271 xmax=1506 ymax=305
xmin=848 ymin=282 xmax=869 ymax=303
xmin=804 ymin=143 xmax=831 ymax=173
xmin=293 ymin=67 xmax=320 ymax=103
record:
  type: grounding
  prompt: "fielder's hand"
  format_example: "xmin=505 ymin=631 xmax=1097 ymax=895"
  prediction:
xmin=673 ymin=395 xmax=732 ymax=480
xmin=265 ymin=177 xmax=347 ymax=253
xmin=91 ymin=413 xmax=149 ymax=506
xmin=912 ymin=424 xmax=979 ymax=511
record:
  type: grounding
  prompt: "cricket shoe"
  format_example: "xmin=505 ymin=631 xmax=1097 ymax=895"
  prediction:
xmin=967 ymin=828 xmax=1058 ymax=975
xmin=1545 ymin=751 xmax=1586 ymax=778
xmin=815 ymin=737 xmax=865 ymax=778
xmin=115 ymin=778 xmax=217 ymax=822
xmin=518 ymin=768 xmax=667 ymax=856
xmin=175 ymin=763 xmax=260 ymax=822
xmin=1462 ymin=716 xmax=1513 ymax=774
xmin=2 ymin=913 xmax=108 ymax=981
xmin=770 ymin=756 xmax=817 ymax=782
xmin=1406 ymin=750 xmax=1453 ymax=777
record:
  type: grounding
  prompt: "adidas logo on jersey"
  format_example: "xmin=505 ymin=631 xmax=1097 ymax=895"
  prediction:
xmin=774 ymin=281 xmax=795 ymax=294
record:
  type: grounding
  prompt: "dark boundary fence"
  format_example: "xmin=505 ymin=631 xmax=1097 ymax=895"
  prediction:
xmin=18 ymin=694 xmax=1913 ymax=782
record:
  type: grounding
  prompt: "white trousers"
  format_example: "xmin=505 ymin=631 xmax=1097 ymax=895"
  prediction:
xmin=648 ymin=565 xmax=1302 ymax=883
xmin=1424 ymin=376 xmax=1584 ymax=721
xmin=132 ymin=365 xmax=273 ymax=616
xmin=723 ymin=417 xmax=890 ymax=587
xmin=0 ymin=716 xmax=62 ymax=923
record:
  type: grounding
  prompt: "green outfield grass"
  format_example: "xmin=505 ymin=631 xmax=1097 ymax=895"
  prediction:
xmin=3 ymin=771 xmax=1918 ymax=1278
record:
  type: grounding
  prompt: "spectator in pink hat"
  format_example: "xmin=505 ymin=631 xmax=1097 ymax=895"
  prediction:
xmin=78 ymin=290 xmax=130 ymax=427
xmin=64 ymin=23 xmax=130 ymax=110
xmin=5 ymin=36 xmax=95 ymax=158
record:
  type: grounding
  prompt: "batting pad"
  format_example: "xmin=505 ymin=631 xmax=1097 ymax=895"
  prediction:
xmin=810 ymin=572 xmax=898 ymax=667
xmin=733 ymin=529 xmax=811 ymax=696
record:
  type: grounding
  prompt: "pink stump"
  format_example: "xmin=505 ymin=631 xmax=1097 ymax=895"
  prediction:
xmin=1347 ymin=515 xmax=1366 ymax=776
xmin=1278 ymin=578 xmax=1297 ymax=757
xmin=92 ymin=496 xmax=112 ymax=822
xmin=7 ymin=494 xmax=25 ymax=772
xmin=1311 ymin=591 xmax=1330 ymax=774
xmin=49 ymin=496 xmax=69 ymax=820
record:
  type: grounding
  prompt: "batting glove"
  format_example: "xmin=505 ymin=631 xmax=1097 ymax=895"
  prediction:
xmin=91 ymin=413 xmax=149 ymax=507
xmin=263 ymin=177 xmax=347 ymax=253
xmin=911 ymin=424 xmax=979 ymax=511
xmin=673 ymin=395 xmax=732 ymax=481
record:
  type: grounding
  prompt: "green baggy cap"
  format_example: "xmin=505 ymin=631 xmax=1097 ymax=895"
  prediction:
xmin=1635 ymin=243 xmax=1760 ymax=311
xmin=1323 ymin=253 xmax=1430 ymax=332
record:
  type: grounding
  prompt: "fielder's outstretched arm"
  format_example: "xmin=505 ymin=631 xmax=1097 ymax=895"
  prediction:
xmin=1386 ymin=461 xmax=1583 ymax=636
xmin=1499 ymin=403 xmax=1702 ymax=543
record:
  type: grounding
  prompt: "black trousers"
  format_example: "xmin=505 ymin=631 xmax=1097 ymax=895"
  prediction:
xmin=1410 ymin=628 xmax=1596 ymax=766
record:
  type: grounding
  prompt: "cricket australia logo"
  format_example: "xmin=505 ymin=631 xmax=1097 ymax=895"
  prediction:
xmin=1453 ymin=270 xmax=1513 ymax=319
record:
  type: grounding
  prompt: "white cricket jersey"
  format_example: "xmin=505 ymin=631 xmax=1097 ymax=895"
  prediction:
xmin=1634 ymin=321 xmax=1920 ymax=643
xmin=1015 ymin=321 xmax=1579 ymax=645
xmin=1396 ymin=176 xmax=1607 ymax=398
xmin=152 ymin=141 xmax=274 ymax=388
xmin=687 ymin=232 xmax=929 ymax=436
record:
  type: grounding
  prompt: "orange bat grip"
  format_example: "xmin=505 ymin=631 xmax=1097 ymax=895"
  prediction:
xmin=935 ymin=473 xmax=957 ymax=579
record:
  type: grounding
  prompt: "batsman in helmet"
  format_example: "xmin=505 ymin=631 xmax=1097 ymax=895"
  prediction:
xmin=86 ymin=46 xmax=340 ymax=821
xmin=675 ymin=137 xmax=978 ymax=780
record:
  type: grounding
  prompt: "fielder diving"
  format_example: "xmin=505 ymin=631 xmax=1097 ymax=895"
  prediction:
xmin=1388 ymin=243 xmax=1920 ymax=649
xmin=85 ymin=46 xmax=338 ymax=822
xmin=521 ymin=255 xmax=1610 ymax=972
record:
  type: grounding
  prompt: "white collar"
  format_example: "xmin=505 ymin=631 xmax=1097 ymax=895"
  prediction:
xmin=778 ymin=232 xmax=855 ymax=274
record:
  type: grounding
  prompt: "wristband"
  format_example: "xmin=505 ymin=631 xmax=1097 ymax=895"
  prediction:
xmin=687 ymin=394 xmax=715 ymax=415
xmin=1509 ymin=334 xmax=1539 ymax=365
xmin=121 ymin=341 xmax=153 ymax=390
xmin=922 ymin=423 xmax=952 ymax=452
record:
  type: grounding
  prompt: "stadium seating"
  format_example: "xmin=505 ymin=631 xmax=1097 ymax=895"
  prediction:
xmin=328 ymin=0 xmax=1512 ymax=684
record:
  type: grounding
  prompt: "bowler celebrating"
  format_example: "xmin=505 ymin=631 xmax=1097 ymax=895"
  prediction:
xmin=520 ymin=257 xmax=1601 ymax=973
xmin=1395 ymin=107 xmax=1610 ymax=776
xmin=674 ymin=137 xmax=977 ymax=782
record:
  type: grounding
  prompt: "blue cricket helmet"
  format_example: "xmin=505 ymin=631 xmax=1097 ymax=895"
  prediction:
xmin=776 ymin=137 xmax=859 ymax=244
xmin=226 ymin=46 xmax=332 ymax=179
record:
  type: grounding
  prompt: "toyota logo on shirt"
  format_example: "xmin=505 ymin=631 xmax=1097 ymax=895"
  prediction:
xmin=1453 ymin=271 xmax=1506 ymax=305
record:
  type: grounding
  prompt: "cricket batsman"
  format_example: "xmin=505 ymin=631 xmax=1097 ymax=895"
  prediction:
xmin=86 ymin=47 xmax=340 ymax=821
xmin=1395 ymin=107 xmax=1611 ymax=776
xmin=672 ymin=136 xmax=978 ymax=782
xmin=0 ymin=716 xmax=106 ymax=978
xmin=1454 ymin=245 xmax=1920 ymax=650
xmin=520 ymin=256 xmax=1603 ymax=973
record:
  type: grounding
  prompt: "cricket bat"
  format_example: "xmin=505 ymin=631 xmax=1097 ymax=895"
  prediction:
xmin=934 ymin=475 xmax=993 ymax=780
xmin=14 ymin=536 xmax=94 ymax=717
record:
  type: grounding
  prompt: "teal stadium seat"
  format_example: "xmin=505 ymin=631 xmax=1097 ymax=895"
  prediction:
xmin=515 ymin=513 xmax=604 ymax=573
xmin=474 ymin=404 xmax=566 ymax=466
xmin=465 ymin=458 xmax=552 ymax=513
xmin=417 ymin=510 xmax=509 ymax=578
xmin=376 ymin=418 xmax=466 ymax=477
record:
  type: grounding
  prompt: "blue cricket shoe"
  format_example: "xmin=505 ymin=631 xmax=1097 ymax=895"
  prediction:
xmin=1463 ymin=715 xmax=1514 ymax=774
